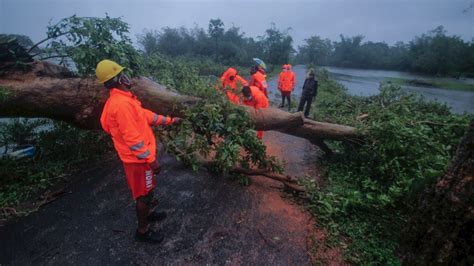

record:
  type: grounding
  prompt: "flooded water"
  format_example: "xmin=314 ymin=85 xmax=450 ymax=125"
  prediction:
xmin=322 ymin=66 xmax=474 ymax=114
xmin=267 ymin=65 xmax=473 ymax=114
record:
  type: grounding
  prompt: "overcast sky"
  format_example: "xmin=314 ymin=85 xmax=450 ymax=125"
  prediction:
xmin=1 ymin=0 xmax=473 ymax=48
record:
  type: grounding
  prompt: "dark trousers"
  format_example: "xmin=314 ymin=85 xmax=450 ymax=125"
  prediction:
xmin=280 ymin=91 xmax=291 ymax=110
xmin=297 ymin=94 xmax=314 ymax=117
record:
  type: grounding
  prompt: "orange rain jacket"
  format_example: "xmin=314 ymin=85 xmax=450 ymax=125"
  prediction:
xmin=100 ymin=88 xmax=173 ymax=164
xmin=288 ymin=65 xmax=296 ymax=90
xmin=219 ymin=67 xmax=248 ymax=104
xmin=278 ymin=70 xmax=295 ymax=92
xmin=243 ymin=86 xmax=268 ymax=139
xmin=250 ymin=71 xmax=268 ymax=97
xmin=242 ymin=86 xmax=269 ymax=109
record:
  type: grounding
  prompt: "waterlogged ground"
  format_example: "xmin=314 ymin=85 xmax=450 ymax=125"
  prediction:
xmin=0 ymin=132 xmax=343 ymax=265
xmin=322 ymin=66 xmax=474 ymax=114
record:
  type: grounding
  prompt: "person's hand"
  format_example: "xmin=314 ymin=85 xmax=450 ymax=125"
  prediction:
xmin=149 ymin=160 xmax=161 ymax=174
xmin=172 ymin=117 xmax=183 ymax=125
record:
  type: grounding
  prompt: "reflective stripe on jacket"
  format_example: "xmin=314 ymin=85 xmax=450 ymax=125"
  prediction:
xmin=100 ymin=88 xmax=172 ymax=164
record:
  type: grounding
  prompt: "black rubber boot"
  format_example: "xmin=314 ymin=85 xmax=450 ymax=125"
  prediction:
xmin=147 ymin=211 xmax=167 ymax=223
xmin=135 ymin=229 xmax=164 ymax=243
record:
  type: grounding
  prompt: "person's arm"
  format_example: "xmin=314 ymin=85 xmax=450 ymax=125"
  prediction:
xmin=237 ymin=75 xmax=248 ymax=86
xmin=116 ymin=104 xmax=154 ymax=163
xmin=143 ymin=109 xmax=174 ymax=126
xmin=261 ymin=78 xmax=268 ymax=90
xmin=249 ymin=75 xmax=255 ymax=86
xmin=291 ymin=73 xmax=296 ymax=91
xmin=255 ymin=92 xmax=269 ymax=109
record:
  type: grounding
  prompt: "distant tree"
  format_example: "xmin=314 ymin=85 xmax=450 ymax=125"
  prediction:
xmin=331 ymin=35 xmax=365 ymax=67
xmin=138 ymin=29 xmax=160 ymax=56
xmin=358 ymin=41 xmax=390 ymax=68
xmin=409 ymin=26 xmax=467 ymax=76
xmin=258 ymin=23 xmax=293 ymax=65
xmin=389 ymin=41 xmax=410 ymax=70
xmin=208 ymin=19 xmax=224 ymax=60
xmin=297 ymin=36 xmax=332 ymax=65
xmin=220 ymin=26 xmax=247 ymax=64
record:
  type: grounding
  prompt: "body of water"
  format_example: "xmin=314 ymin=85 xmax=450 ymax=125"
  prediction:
xmin=322 ymin=66 xmax=474 ymax=114
xmin=266 ymin=65 xmax=473 ymax=114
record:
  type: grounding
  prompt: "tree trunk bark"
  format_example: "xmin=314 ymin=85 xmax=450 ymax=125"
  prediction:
xmin=401 ymin=119 xmax=474 ymax=264
xmin=0 ymin=61 xmax=359 ymax=145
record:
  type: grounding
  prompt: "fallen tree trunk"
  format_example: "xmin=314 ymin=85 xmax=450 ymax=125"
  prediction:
xmin=0 ymin=61 xmax=359 ymax=145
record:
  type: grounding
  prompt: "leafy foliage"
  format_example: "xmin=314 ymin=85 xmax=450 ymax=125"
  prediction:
xmin=296 ymin=36 xmax=332 ymax=67
xmin=0 ymin=35 xmax=34 ymax=73
xmin=38 ymin=15 xmax=143 ymax=76
xmin=158 ymin=91 xmax=281 ymax=173
xmin=257 ymin=23 xmax=294 ymax=65
xmin=304 ymin=70 xmax=471 ymax=263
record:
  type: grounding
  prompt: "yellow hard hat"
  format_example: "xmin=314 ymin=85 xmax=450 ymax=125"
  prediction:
xmin=95 ymin=59 xmax=125 ymax=84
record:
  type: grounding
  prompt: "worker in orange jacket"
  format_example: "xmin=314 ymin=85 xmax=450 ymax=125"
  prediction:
xmin=96 ymin=59 xmax=182 ymax=243
xmin=287 ymin=64 xmax=296 ymax=89
xmin=241 ymin=85 xmax=269 ymax=139
xmin=218 ymin=67 xmax=248 ymax=104
xmin=249 ymin=65 xmax=268 ymax=98
xmin=278 ymin=64 xmax=295 ymax=111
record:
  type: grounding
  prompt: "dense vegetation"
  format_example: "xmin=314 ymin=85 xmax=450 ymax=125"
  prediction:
xmin=138 ymin=19 xmax=293 ymax=70
xmin=1 ymin=15 xmax=472 ymax=264
xmin=305 ymin=70 xmax=470 ymax=263
xmin=297 ymin=26 xmax=474 ymax=77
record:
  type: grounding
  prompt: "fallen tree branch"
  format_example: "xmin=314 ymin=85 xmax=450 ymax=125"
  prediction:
xmin=197 ymin=159 xmax=306 ymax=193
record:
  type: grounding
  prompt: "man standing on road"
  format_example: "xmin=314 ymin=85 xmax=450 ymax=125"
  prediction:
xmin=278 ymin=64 xmax=294 ymax=110
xmin=297 ymin=68 xmax=318 ymax=118
xmin=241 ymin=85 xmax=269 ymax=139
xmin=287 ymin=64 xmax=296 ymax=94
xmin=96 ymin=59 xmax=181 ymax=243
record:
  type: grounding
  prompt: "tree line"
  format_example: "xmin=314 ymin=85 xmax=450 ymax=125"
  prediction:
xmin=138 ymin=19 xmax=293 ymax=68
xmin=4 ymin=16 xmax=472 ymax=78
xmin=140 ymin=20 xmax=473 ymax=77
xmin=296 ymin=26 xmax=474 ymax=77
